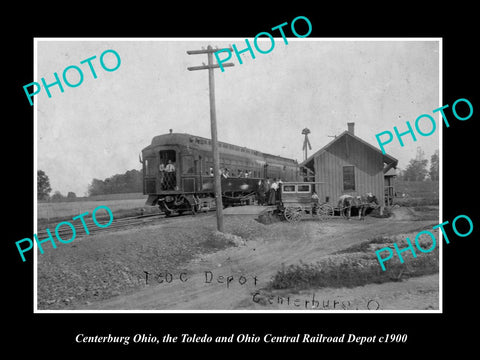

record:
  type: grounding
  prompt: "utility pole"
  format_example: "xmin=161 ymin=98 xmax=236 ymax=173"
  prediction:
xmin=187 ymin=45 xmax=234 ymax=233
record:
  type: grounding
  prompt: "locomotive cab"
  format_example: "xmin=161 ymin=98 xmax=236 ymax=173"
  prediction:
xmin=158 ymin=150 xmax=177 ymax=191
xmin=142 ymin=148 xmax=179 ymax=194
xmin=141 ymin=135 xmax=203 ymax=215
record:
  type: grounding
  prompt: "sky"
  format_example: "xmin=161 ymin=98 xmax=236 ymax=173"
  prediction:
xmin=36 ymin=39 xmax=440 ymax=196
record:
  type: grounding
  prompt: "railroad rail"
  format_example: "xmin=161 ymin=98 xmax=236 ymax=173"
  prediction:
xmin=35 ymin=212 xmax=192 ymax=241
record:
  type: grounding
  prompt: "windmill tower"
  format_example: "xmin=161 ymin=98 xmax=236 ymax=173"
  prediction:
xmin=415 ymin=146 xmax=425 ymax=161
xmin=302 ymin=128 xmax=312 ymax=161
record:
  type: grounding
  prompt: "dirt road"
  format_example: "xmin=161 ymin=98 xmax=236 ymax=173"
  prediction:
xmin=70 ymin=209 xmax=439 ymax=311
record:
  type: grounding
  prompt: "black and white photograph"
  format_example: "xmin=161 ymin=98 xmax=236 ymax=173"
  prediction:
xmin=33 ymin=38 xmax=441 ymax=312
xmin=6 ymin=8 xmax=478 ymax=353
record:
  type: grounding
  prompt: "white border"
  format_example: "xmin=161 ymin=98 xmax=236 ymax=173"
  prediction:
xmin=33 ymin=38 xmax=39 ymax=310
xmin=438 ymin=38 xmax=443 ymax=313
xmin=33 ymin=37 xmax=443 ymax=314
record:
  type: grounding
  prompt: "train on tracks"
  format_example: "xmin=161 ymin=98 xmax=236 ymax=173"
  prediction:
xmin=140 ymin=132 xmax=301 ymax=216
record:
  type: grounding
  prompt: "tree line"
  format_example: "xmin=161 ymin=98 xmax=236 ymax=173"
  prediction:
xmin=37 ymin=169 xmax=143 ymax=201
xmin=87 ymin=169 xmax=143 ymax=196
xmin=397 ymin=149 xmax=439 ymax=181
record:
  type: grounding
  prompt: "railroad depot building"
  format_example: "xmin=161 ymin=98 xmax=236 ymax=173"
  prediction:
xmin=300 ymin=123 xmax=398 ymax=211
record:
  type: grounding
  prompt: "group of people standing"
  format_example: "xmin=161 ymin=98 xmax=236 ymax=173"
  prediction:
xmin=207 ymin=168 xmax=254 ymax=178
xmin=257 ymin=178 xmax=282 ymax=205
xmin=159 ymin=160 xmax=176 ymax=190
xmin=218 ymin=168 xmax=253 ymax=178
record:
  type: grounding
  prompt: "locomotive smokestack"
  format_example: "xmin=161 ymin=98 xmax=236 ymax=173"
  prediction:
xmin=347 ymin=122 xmax=355 ymax=135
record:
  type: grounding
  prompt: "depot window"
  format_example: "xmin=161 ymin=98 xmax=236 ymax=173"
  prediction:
xmin=343 ymin=166 xmax=355 ymax=191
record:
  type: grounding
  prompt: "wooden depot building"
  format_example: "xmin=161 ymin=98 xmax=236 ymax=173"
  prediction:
xmin=300 ymin=123 xmax=398 ymax=213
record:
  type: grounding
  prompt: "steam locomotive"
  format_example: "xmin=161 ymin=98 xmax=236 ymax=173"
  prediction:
xmin=140 ymin=132 xmax=300 ymax=215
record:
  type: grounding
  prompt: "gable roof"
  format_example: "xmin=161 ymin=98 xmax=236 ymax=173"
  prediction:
xmin=384 ymin=168 xmax=398 ymax=177
xmin=300 ymin=130 xmax=398 ymax=172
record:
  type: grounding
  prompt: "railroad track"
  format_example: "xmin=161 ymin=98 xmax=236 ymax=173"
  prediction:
xmin=36 ymin=211 xmax=213 ymax=241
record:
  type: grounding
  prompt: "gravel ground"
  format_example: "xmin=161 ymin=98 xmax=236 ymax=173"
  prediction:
xmin=37 ymin=207 xmax=439 ymax=311
xmin=37 ymin=214 xmax=271 ymax=309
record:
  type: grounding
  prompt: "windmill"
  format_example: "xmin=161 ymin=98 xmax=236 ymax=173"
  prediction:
xmin=302 ymin=128 xmax=312 ymax=161
xmin=415 ymin=146 xmax=425 ymax=161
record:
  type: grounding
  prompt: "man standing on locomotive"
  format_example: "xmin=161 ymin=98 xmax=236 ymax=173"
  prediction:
xmin=165 ymin=160 xmax=176 ymax=190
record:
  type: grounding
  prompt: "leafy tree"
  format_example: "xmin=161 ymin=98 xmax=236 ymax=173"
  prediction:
xmin=396 ymin=168 xmax=405 ymax=181
xmin=67 ymin=191 xmax=77 ymax=199
xmin=429 ymin=150 xmax=439 ymax=181
xmin=87 ymin=169 xmax=143 ymax=196
xmin=37 ymin=170 xmax=52 ymax=200
xmin=88 ymin=178 xmax=106 ymax=196
xmin=403 ymin=158 xmax=429 ymax=181
xmin=51 ymin=191 xmax=64 ymax=202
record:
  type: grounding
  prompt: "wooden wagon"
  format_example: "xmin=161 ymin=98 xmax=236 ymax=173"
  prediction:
xmin=277 ymin=182 xmax=346 ymax=223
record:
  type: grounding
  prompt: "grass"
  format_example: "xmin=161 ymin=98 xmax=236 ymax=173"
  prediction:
xmin=269 ymin=235 xmax=439 ymax=290
xmin=410 ymin=205 xmax=439 ymax=221
xmin=37 ymin=197 xmax=157 ymax=224
xmin=38 ymin=192 xmax=146 ymax=203
xmin=395 ymin=180 xmax=439 ymax=199
xmin=394 ymin=197 xmax=439 ymax=206
xmin=334 ymin=236 xmax=390 ymax=254
xmin=392 ymin=180 xmax=439 ymax=207
xmin=368 ymin=207 xmax=392 ymax=218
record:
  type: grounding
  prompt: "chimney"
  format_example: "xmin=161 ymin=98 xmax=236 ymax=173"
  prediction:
xmin=347 ymin=122 xmax=355 ymax=135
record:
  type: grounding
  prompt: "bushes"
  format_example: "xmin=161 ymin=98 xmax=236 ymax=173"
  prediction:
xmin=395 ymin=180 xmax=439 ymax=199
xmin=368 ymin=207 xmax=392 ymax=218
xmin=200 ymin=231 xmax=246 ymax=250
xmin=392 ymin=180 xmax=439 ymax=207
xmin=269 ymin=236 xmax=439 ymax=290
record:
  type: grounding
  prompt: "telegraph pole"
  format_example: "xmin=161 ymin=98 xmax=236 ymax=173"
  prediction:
xmin=187 ymin=45 xmax=234 ymax=233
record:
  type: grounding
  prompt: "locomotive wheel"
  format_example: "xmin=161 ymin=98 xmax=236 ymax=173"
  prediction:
xmin=284 ymin=207 xmax=302 ymax=223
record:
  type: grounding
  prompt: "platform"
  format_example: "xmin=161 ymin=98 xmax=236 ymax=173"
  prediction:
xmin=223 ymin=205 xmax=275 ymax=215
